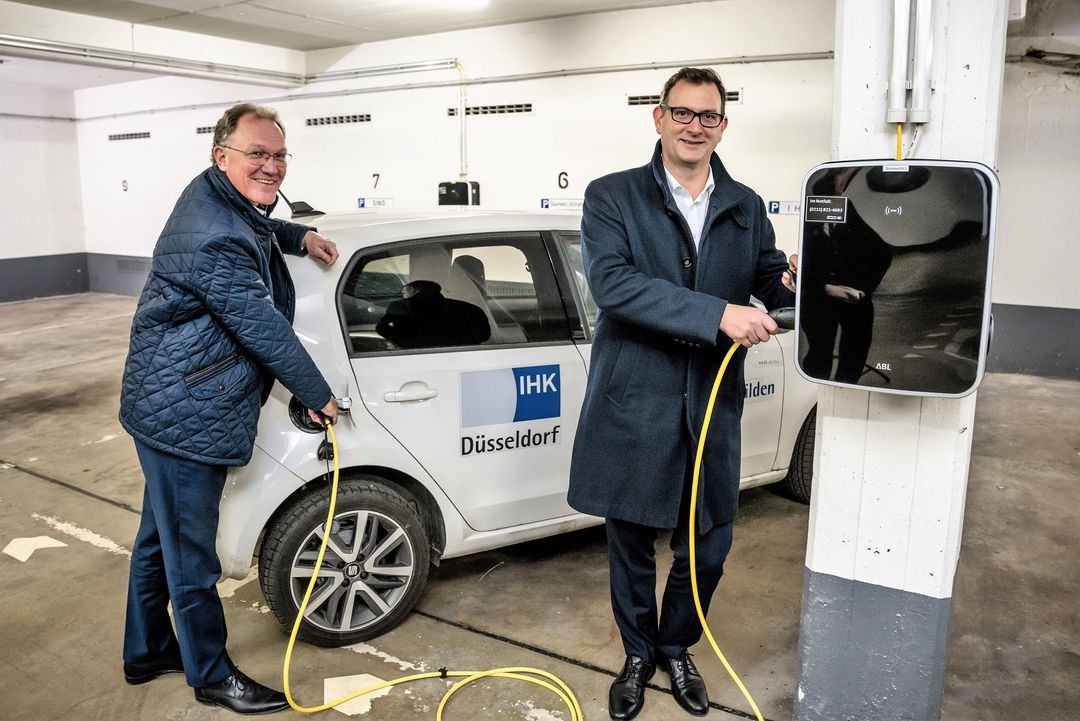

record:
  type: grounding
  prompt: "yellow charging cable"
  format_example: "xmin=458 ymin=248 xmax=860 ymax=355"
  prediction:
xmin=688 ymin=340 xmax=766 ymax=721
xmin=282 ymin=419 xmax=583 ymax=720
xmin=896 ymin=123 xmax=903 ymax=160
xmin=288 ymin=340 xmax=763 ymax=720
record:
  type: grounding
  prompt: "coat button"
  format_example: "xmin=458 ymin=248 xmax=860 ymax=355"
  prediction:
xmin=682 ymin=257 xmax=692 ymax=268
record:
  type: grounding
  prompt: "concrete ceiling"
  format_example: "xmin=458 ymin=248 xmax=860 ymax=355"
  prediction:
xmin=3 ymin=0 xmax=711 ymax=52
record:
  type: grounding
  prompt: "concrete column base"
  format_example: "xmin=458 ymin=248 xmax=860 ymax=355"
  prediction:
xmin=795 ymin=569 xmax=953 ymax=721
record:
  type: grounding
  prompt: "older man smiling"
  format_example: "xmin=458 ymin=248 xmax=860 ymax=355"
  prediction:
xmin=119 ymin=103 xmax=339 ymax=715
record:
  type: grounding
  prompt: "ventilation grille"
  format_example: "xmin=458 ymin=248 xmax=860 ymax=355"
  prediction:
xmin=305 ymin=114 xmax=371 ymax=126
xmin=109 ymin=131 xmax=150 ymax=141
xmin=196 ymin=126 xmax=214 ymax=134
xmin=627 ymin=90 xmax=742 ymax=105
xmin=447 ymin=103 xmax=533 ymax=116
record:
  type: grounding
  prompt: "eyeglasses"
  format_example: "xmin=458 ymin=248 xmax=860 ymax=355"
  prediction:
xmin=219 ymin=144 xmax=291 ymax=166
xmin=659 ymin=104 xmax=726 ymax=128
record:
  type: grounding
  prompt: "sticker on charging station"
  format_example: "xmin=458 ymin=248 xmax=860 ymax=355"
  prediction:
xmin=804 ymin=195 xmax=848 ymax=223
xmin=459 ymin=365 xmax=562 ymax=456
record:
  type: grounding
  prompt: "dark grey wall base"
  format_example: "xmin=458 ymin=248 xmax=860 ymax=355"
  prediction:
xmin=987 ymin=303 xmax=1079 ymax=380
xmin=86 ymin=253 xmax=151 ymax=297
xmin=0 ymin=253 xmax=88 ymax=302
xmin=795 ymin=569 xmax=953 ymax=721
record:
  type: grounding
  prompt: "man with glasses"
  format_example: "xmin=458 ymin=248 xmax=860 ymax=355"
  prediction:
xmin=119 ymin=103 xmax=339 ymax=715
xmin=568 ymin=67 xmax=795 ymax=719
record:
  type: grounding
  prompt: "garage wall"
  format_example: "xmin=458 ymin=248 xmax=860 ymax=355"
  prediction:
xmin=71 ymin=0 xmax=835 ymax=266
xmin=986 ymin=5 xmax=1080 ymax=378
xmin=0 ymin=83 xmax=88 ymax=300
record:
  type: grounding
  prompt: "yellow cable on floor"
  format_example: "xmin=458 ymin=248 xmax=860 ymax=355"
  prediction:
xmin=282 ymin=419 xmax=582 ymax=721
xmin=688 ymin=340 xmax=766 ymax=721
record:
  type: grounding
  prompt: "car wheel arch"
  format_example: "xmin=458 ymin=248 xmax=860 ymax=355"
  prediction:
xmin=348 ymin=465 xmax=447 ymax=564
xmin=269 ymin=464 xmax=448 ymax=565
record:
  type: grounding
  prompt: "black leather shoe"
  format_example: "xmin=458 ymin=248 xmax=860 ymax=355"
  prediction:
xmin=194 ymin=668 xmax=289 ymax=715
xmin=662 ymin=650 xmax=709 ymax=716
xmin=123 ymin=654 xmax=185 ymax=685
xmin=609 ymin=655 xmax=655 ymax=720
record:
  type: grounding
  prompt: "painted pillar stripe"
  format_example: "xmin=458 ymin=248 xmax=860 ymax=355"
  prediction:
xmin=797 ymin=570 xmax=952 ymax=721
xmin=803 ymin=390 xmax=975 ymax=599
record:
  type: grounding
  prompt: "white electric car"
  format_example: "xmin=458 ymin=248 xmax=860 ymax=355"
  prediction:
xmin=216 ymin=210 xmax=816 ymax=647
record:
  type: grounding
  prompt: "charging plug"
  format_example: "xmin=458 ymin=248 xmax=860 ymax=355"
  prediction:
xmin=769 ymin=307 xmax=796 ymax=331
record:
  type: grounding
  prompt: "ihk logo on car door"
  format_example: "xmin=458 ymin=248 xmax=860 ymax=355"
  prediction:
xmin=459 ymin=364 xmax=561 ymax=456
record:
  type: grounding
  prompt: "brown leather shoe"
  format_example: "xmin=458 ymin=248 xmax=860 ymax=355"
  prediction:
xmin=609 ymin=655 xmax=655 ymax=720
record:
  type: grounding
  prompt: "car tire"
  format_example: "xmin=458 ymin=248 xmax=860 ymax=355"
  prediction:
xmin=259 ymin=476 xmax=431 ymax=647
xmin=778 ymin=407 xmax=816 ymax=504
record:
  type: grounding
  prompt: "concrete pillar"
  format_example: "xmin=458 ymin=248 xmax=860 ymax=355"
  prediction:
xmin=794 ymin=2 xmax=1008 ymax=720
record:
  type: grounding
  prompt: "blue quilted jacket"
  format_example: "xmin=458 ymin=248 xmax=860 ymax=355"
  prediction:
xmin=119 ymin=166 xmax=333 ymax=466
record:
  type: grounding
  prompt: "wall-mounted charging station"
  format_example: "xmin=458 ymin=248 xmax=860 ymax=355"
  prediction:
xmin=438 ymin=180 xmax=481 ymax=205
xmin=795 ymin=159 xmax=999 ymax=398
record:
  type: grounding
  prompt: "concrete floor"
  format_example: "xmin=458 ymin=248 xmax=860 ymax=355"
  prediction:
xmin=0 ymin=292 xmax=1077 ymax=721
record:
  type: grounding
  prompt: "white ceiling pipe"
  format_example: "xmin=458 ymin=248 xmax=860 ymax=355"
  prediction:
xmin=887 ymin=0 xmax=912 ymax=123
xmin=909 ymin=0 xmax=935 ymax=123
xmin=0 ymin=33 xmax=304 ymax=87
xmin=307 ymin=59 xmax=457 ymax=83
xmin=74 ymin=51 xmax=832 ymax=122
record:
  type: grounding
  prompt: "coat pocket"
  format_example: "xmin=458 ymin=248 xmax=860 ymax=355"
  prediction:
xmin=603 ymin=341 xmax=640 ymax=408
xmin=184 ymin=353 xmax=246 ymax=400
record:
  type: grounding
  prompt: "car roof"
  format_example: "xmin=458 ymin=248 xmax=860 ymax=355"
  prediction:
xmin=293 ymin=209 xmax=582 ymax=249
xmin=284 ymin=209 xmax=583 ymax=285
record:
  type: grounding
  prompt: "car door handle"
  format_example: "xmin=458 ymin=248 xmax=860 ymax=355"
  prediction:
xmin=383 ymin=387 xmax=439 ymax=403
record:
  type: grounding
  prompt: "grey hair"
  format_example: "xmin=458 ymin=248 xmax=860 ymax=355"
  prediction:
xmin=210 ymin=103 xmax=285 ymax=163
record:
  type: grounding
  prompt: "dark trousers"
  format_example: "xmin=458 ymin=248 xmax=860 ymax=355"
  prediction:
xmin=123 ymin=440 xmax=232 ymax=687
xmin=606 ymin=481 xmax=734 ymax=662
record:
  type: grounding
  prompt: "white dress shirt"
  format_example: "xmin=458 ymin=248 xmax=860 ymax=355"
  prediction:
xmin=664 ymin=166 xmax=715 ymax=250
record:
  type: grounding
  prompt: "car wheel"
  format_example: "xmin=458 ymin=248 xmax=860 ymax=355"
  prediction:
xmin=259 ymin=476 xmax=431 ymax=647
xmin=779 ymin=407 xmax=816 ymax=504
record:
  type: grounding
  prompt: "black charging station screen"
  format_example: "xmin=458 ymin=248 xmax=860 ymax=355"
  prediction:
xmin=798 ymin=163 xmax=994 ymax=396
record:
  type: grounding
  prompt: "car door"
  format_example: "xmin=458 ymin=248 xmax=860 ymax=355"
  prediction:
xmin=339 ymin=231 xmax=588 ymax=532
xmin=551 ymin=230 xmax=783 ymax=478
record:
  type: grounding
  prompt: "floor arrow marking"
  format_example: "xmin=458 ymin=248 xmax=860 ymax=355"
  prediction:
xmin=3 ymin=536 xmax=68 ymax=562
xmin=323 ymin=674 xmax=392 ymax=716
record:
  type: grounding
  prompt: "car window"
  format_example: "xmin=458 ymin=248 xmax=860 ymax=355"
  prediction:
xmin=340 ymin=232 xmax=572 ymax=354
xmin=555 ymin=232 xmax=599 ymax=334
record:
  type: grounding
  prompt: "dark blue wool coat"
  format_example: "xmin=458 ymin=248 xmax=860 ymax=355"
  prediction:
xmin=119 ymin=166 xmax=332 ymax=466
xmin=567 ymin=142 xmax=792 ymax=529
